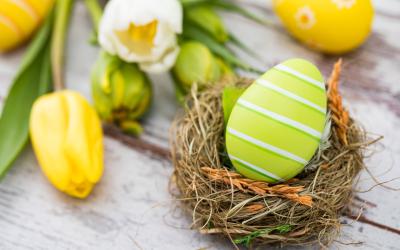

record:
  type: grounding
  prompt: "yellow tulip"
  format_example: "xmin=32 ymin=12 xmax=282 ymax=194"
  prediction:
xmin=0 ymin=0 xmax=54 ymax=52
xmin=30 ymin=90 xmax=104 ymax=199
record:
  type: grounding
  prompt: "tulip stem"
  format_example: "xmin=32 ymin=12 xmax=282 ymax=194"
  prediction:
xmin=84 ymin=0 xmax=103 ymax=32
xmin=51 ymin=0 xmax=75 ymax=91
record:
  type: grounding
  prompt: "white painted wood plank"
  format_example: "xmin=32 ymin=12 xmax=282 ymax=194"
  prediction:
xmin=338 ymin=220 xmax=400 ymax=250
xmin=345 ymin=98 xmax=400 ymax=230
xmin=0 ymin=139 xmax=399 ymax=250
xmin=0 ymin=139 xmax=230 ymax=250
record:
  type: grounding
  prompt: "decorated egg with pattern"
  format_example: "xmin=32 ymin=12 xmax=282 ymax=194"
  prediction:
xmin=226 ymin=58 xmax=327 ymax=183
xmin=273 ymin=0 xmax=374 ymax=54
xmin=0 ymin=0 xmax=54 ymax=52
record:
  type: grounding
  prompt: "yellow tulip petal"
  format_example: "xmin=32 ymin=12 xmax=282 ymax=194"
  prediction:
xmin=30 ymin=93 xmax=72 ymax=192
xmin=0 ymin=0 xmax=39 ymax=38
xmin=63 ymin=91 xmax=104 ymax=184
xmin=0 ymin=14 xmax=23 ymax=51
xmin=86 ymin=100 xmax=104 ymax=183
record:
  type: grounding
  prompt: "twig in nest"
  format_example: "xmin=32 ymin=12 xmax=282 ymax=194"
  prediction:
xmin=201 ymin=167 xmax=313 ymax=207
xmin=327 ymin=59 xmax=349 ymax=145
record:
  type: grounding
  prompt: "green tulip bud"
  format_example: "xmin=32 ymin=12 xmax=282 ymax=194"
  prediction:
xmin=216 ymin=57 xmax=235 ymax=77
xmin=185 ymin=5 xmax=228 ymax=43
xmin=91 ymin=51 xmax=152 ymax=136
xmin=173 ymin=41 xmax=235 ymax=94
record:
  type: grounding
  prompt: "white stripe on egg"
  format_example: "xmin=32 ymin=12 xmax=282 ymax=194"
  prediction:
xmin=229 ymin=154 xmax=285 ymax=182
xmin=275 ymin=64 xmax=325 ymax=91
xmin=256 ymin=79 xmax=326 ymax=114
xmin=237 ymin=99 xmax=322 ymax=139
xmin=227 ymin=127 xmax=308 ymax=164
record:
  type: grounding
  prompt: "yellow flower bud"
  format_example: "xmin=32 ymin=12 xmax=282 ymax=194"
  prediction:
xmin=91 ymin=52 xmax=152 ymax=136
xmin=30 ymin=90 xmax=104 ymax=199
xmin=0 ymin=0 xmax=54 ymax=52
xmin=172 ymin=41 xmax=233 ymax=92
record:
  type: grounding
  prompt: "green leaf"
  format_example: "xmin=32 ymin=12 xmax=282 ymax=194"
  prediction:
xmin=233 ymin=224 xmax=293 ymax=247
xmin=170 ymin=72 xmax=188 ymax=105
xmin=0 ymin=12 xmax=54 ymax=179
xmin=185 ymin=5 xmax=229 ymax=43
xmin=84 ymin=0 xmax=103 ymax=45
xmin=180 ymin=0 xmax=212 ymax=6
xmin=222 ymin=85 xmax=246 ymax=124
xmin=211 ymin=0 xmax=270 ymax=25
xmin=180 ymin=0 xmax=269 ymax=25
xmin=228 ymin=33 xmax=261 ymax=60
xmin=182 ymin=22 xmax=262 ymax=73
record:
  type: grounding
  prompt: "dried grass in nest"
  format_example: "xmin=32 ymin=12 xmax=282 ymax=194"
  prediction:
xmin=170 ymin=62 xmax=372 ymax=248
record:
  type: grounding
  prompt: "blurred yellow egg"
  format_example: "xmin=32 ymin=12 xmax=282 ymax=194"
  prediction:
xmin=0 ymin=17 xmax=22 ymax=51
xmin=25 ymin=0 xmax=54 ymax=18
xmin=0 ymin=0 xmax=54 ymax=52
xmin=273 ymin=0 xmax=374 ymax=54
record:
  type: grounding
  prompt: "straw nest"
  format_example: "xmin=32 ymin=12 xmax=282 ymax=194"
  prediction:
xmin=170 ymin=61 xmax=372 ymax=248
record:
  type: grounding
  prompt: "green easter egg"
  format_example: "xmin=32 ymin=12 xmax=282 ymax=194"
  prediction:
xmin=225 ymin=58 xmax=327 ymax=183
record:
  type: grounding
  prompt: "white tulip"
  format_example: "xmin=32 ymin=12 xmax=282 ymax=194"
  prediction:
xmin=98 ymin=0 xmax=183 ymax=73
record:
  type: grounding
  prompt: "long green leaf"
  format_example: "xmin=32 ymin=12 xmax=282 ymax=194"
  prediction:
xmin=228 ymin=33 xmax=261 ymax=60
xmin=234 ymin=225 xmax=292 ymax=247
xmin=183 ymin=22 xmax=262 ymax=73
xmin=0 ymin=13 xmax=54 ymax=179
xmin=222 ymin=85 xmax=246 ymax=124
xmin=211 ymin=0 xmax=270 ymax=25
xmin=181 ymin=0 xmax=269 ymax=25
xmin=180 ymin=0 xmax=212 ymax=6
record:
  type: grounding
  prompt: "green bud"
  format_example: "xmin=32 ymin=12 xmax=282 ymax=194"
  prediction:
xmin=91 ymin=51 xmax=152 ymax=135
xmin=120 ymin=120 xmax=144 ymax=136
xmin=216 ymin=57 xmax=234 ymax=77
xmin=185 ymin=5 xmax=228 ymax=43
xmin=172 ymin=41 xmax=235 ymax=95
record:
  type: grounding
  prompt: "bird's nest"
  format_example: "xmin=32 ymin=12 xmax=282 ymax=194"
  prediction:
xmin=170 ymin=61 xmax=374 ymax=248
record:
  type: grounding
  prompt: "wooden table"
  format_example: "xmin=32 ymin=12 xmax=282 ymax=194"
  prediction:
xmin=0 ymin=1 xmax=399 ymax=249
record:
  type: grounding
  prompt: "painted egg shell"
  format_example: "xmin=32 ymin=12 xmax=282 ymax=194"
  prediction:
xmin=0 ymin=0 xmax=54 ymax=52
xmin=225 ymin=58 xmax=327 ymax=183
xmin=272 ymin=0 xmax=374 ymax=54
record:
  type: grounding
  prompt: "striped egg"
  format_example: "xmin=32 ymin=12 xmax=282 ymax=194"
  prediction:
xmin=225 ymin=58 xmax=327 ymax=183
xmin=0 ymin=0 xmax=54 ymax=52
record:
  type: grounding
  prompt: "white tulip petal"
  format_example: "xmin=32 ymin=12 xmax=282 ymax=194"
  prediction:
xmin=98 ymin=0 xmax=183 ymax=73
xmin=139 ymin=46 xmax=180 ymax=73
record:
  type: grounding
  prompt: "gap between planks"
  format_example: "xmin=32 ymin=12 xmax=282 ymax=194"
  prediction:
xmin=103 ymin=124 xmax=171 ymax=160
xmin=104 ymin=124 xmax=400 ymax=237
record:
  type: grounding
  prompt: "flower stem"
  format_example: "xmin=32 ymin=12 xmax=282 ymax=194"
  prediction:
xmin=84 ymin=0 xmax=103 ymax=32
xmin=51 ymin=0 xmax=75 ymax=91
